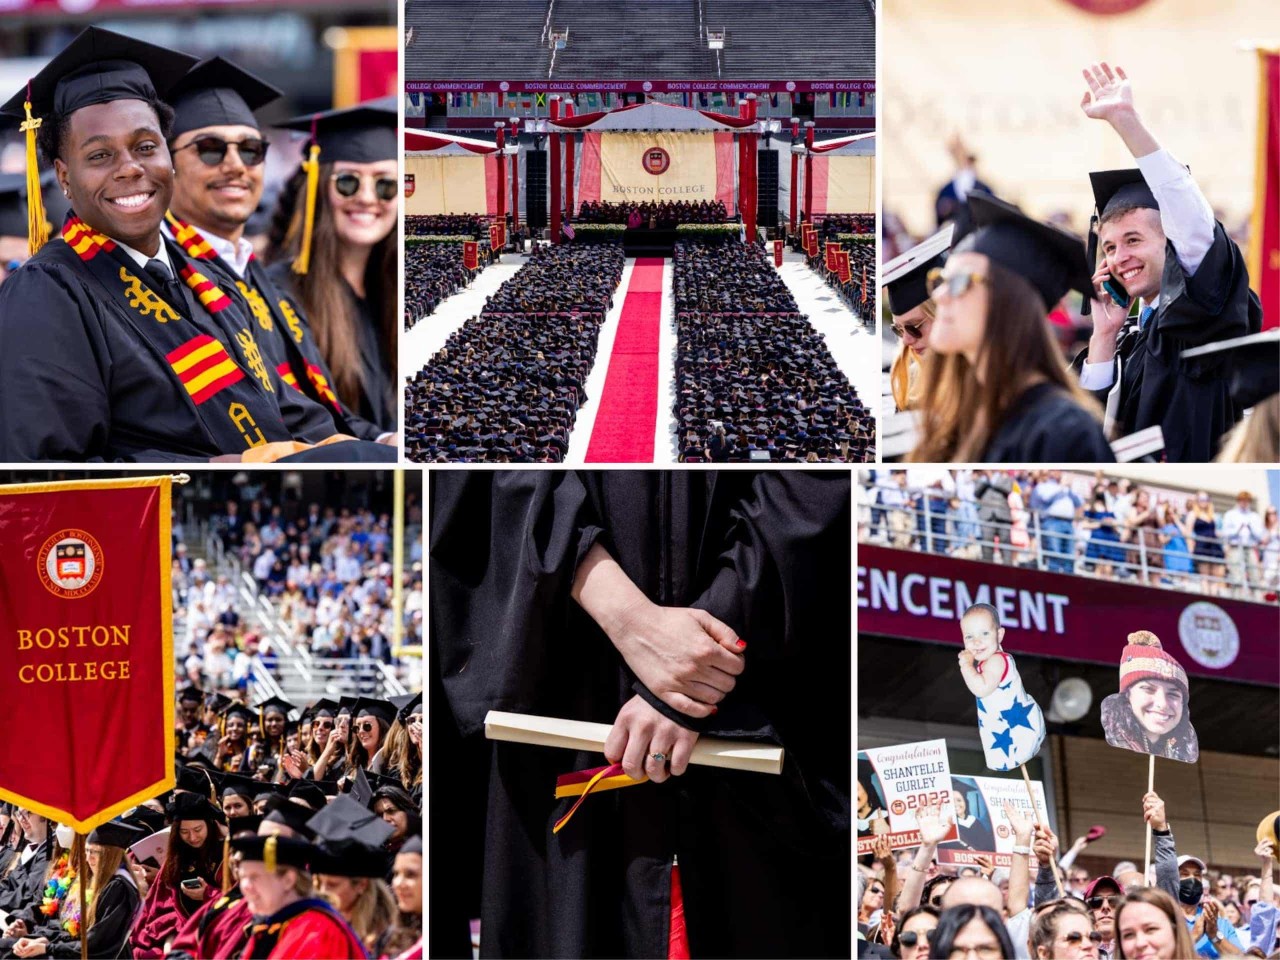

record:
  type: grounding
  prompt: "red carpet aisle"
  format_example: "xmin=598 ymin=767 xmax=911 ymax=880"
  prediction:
xmin=585 ymin=258 xmax=665 ymax=462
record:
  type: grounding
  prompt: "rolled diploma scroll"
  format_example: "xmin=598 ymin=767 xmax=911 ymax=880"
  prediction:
xmin=483 ymin=710 xmax=784 ymax=775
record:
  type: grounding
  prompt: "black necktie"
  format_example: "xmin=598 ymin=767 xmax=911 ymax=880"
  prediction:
xmin=144 ymin=258 xmax=189 ymax=319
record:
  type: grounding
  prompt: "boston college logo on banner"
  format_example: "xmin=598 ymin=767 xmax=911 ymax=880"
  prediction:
xmin=403 ymin=173 xmax=416 ymax=198
xmin=39 ymin=528 xmax=104 ymax=599
xmin=641 ymin=147 xmax=670 ymax=175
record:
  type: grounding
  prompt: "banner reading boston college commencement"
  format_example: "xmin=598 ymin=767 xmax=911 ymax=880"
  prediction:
xmin=0 ymin=476 xmax=174 ymax=832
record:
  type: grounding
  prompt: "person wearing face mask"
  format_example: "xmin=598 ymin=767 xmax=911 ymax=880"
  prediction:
xmin=1176 ymin=855 xmax=1245 ymax=958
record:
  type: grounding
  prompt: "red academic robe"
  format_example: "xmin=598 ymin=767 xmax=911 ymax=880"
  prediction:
xmin=238 ymin=898 xmax=367 ymax=959
xmin=165 ymin=885 xmax=252 ymax=960
xmin=130 ymin=871 xmax=220 ymax=958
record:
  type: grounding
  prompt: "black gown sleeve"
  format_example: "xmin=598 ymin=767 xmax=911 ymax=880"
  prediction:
xmin=1153 ymin=223 xmax=1258 ymax=345
xmin=430 ymin=471 xmax=599 ymax=736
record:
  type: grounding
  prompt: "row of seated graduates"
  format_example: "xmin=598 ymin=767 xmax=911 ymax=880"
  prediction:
xmin=405 ymin=213 xmax=486 ymax=237
xmin=577 ymin=199 xmax=728 ymax=226
xmin=404 ymin=241 xmax=488 ymax=329
xmin=403 ymin=242 xmax=626 ymax=462
xmin=672 ymin=237 xmax=875 ymax=462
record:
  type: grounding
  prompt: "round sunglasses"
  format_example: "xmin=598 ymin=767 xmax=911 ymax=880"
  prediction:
xmin=899 ymin=929 xmax=935 ymax=948
xmin=331 ymin=171 xmax=398 ymax=202
xmin=890 ymin=319 xmax=927 ymax=340
xmin=927 ymin=266 xmax=987 ymax=300
xmin=173 ymin=136 xmax=269 ymax=167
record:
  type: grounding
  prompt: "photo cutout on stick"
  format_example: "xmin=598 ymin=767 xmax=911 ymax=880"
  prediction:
xmin=1101 ymin=630 xmax=1199 ymax=763
xmin=958 ymin=603 xmax=1046 ymax=772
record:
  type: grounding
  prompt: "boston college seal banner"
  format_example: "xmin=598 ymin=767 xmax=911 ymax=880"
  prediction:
xmin=577 ymin=131 xmax=737 ymax=213
xmin=0 ymin=475 xmax=174 ymax=832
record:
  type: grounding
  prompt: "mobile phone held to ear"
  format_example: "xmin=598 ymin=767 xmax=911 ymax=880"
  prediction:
xmin=1103 ymin=275 xmax=1131 ymax=309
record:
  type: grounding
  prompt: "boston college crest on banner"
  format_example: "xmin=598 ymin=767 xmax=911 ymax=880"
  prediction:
xmin=642 ymin=146 xmax=670 ymax=175
xmin=403 ymin=173 xmax=416 ymax=197
xmin=39 ymin=529 xmax=103 ymax=600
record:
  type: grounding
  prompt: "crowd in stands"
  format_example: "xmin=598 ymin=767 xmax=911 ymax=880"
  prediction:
xmin=0 ymin=686 xmax=423 ymax=959
xmin=404 ymin=243 xmax=625 ymax=462
xmin=577 ymin=199 xmax=728 ymax=227
xmin=404 ymin=242 xmax=483 ymax=328
xmin=674 ymin=237 xmax=875 ymax=462
xmin=405 ymin=214 xmax=485 ymax=237
xmin=856 ymin=790 xmax=1278 ymax=959
xmin=860 ymin=470 xmax=1279 ymax=602
xmin=819 ymin=213 xmax=875 ymax=235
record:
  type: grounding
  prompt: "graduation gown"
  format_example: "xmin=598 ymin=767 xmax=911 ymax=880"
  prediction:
xmin=1073 ymin=223 xmax=1261 ymax=462
xmin=164 ymin=885 xmax=251 ymax=960
xmin=44 ymin=873 xmax=139 ymax=960
xmin=981 ymin=383 xmax=1115 ymax=463
xmin=129 ymin=860 xmax=220 ymax=959
xmin=238 ymin=898 xmax=366 ymax=960
xmin=163 ymin=216 xmax=384 ymax=442
xmin=430 ymin=471 xmax=851 ymax=959
xmin=267 ymin=263 xmax=395 ymax=434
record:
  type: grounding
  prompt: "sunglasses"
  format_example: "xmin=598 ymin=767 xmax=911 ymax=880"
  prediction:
xmin=899 ymin=929 xmax=936 ymax=947
xmin=927 ymin=267 xmax=987 ymax=300
xmin=890 ymin=319 xmax=927 ymax=340
xmin=313 ymin=720 xmax=334 ymax=729
xmin=331 ymin=171 xmax=398 ymax=201
xmin=174 ymin=136 xmax=269 ymax=167
xmin=356 ymin=720 xmax=378 ymax=733
xmin=1063 ymin=932 xmax=1105 ymax=945
xmin=1086 ymin=895 xmax=1123 ymax=910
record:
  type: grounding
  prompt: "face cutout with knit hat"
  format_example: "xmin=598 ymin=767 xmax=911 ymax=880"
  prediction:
xmin=1101 ymin=630 xmax=1199 ymax=762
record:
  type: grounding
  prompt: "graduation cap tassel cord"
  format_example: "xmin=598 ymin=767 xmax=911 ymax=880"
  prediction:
xmin=1020 ymin=763 xmax=1064 ymax=896
xmin=223 ymin=835 xmax=232 ymax=893
xmin=20 ymin=84 xmax=48 ymax=256
xmin=293 ymin=138 xmax=321 ymax=276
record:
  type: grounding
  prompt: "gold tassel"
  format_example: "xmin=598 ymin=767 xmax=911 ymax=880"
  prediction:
xmin=222 ymin=836 xmax=231 ymax=892
xmin=292 ymin=143 xmax=320 ymax=275
xmin=264 ymin=835 xmax=277 ymax=873
xmin=19 ymin=96 xmax=48 ymax=256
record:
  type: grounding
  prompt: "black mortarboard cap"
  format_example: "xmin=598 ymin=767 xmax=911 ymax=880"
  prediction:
xmin=353 ymin=696 xmax=396 ymax=727
xmin=1182 ymin=330 xmax=1280 ymax=409
xmin=178 ymin=684 xmax=204 ymax=704
xmin=286 ymin=779 xmax=327 ymax=811
xmin=226 ymin=814 xmax=263 ymax=837
xmin=882 ymin=224 xmax=953 ymax=315
xmin=350 ymin=766 xmax=375 ymax=808
xmin=229 ymin=833 xmax=315 ymax=870
xmin=306 ymin=795 xmax=394 ymax=850
xmin=0 ymin=27 xmax=197 ymax=122
xmin=256 ymin=696 xmax=296 ymax=719
xmin=168 ymin=56 xmax=282 ymax=139
xmin=389 ymin=692 xmax=422 ymax=725
xmin=167 ymin=791 xmax=225 ymax=824
xmin=400 ymin=835 xmax=423 ymax=855
xmin=221 ymin=703 xmax=256 ymax=725
xmin=312 ymin=840 xmax=393 ymax=879
xmin=176 ymin=764 xmax=218 ymax=800
xmin=88 ymin=819 xmax=148 ymax=849
xmin=306 ymin=698 xmax=340 ymax=721
xmin=253 ymin=782 xmax=286 ymax=802
xmin=121 ymin=806 xmax=166 ymax=836
xmin=336 ymin=696 xmax=358 ymax=717
xmin=1089 ymin=168 xmax=1159 ymax=221
xmin=958 ymin=191 xmax=1092 ymax=309
xmin=275 ymin=96 xmax=397 ymax=165
xmin=261 ymin=796 xmax=317 ymax=838
xmin=219 ymin=772 xmax=260 ymax=801
xmin=204 ymin=692 xmax=233 ymax=713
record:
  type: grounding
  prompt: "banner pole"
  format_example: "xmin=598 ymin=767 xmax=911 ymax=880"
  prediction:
xmin=77 ymin=833 xmax=87 ymax=960
xmin=1144 ymin=754 xmax=1155 ymax=882
xmin=1020 ymin=763 xmax=1063 ymax=896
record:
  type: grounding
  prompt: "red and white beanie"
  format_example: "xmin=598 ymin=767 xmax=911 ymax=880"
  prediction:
xmin=1119 ymin=630 xmax=1188 ymax=693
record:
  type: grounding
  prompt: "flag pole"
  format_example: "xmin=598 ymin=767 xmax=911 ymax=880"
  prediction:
xmin=392 ymin=469 xmax=404 ymax=654
xmin=1020 ymin=763 xmax=1064 ymax=895
xmin=77 ymin=833 xmax=87 ymax=960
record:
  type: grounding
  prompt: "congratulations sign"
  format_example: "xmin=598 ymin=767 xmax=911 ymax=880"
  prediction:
xmin=937 ymin=774 xmax=1051 ymax=869
xmin=0 ymin=476 xmax=174 ymax=831
xmin=856 ymin=738 xmax=958 ymax=855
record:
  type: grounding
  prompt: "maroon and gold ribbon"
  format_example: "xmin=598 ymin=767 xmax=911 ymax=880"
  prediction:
xmin=552 ymin=763 xmax=647 ymax=834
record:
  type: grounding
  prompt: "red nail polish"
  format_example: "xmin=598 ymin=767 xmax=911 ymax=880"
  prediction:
xmin=711 ymin=707 xmax=718 ymax=714
xmin=735 ymin=640 xmax=747 ymax=650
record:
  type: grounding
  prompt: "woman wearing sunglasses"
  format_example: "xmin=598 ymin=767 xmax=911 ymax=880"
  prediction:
xmin=908 ymin=193 xmax=1114 ymax=463
xmin=267 ymin=100 xmax=398 ymax=434
xmin=882 ymin=226 xmax=953 ymax=412
xmin=1030 ymin=900 xmax=1102 ymax=959
xmin=891 ymin=905 xmax=940 ymax=960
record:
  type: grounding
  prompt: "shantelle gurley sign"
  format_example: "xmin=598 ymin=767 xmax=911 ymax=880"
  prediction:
xmin=936 ymin=774 xmax=1052 ymax=870
xmin=856 ymin=738 xmax=958 ymax=855
xmin=0 ymin=476 xmax=175 ymax=832
xmin=857 ymin=545 xmax=1278 ymax=687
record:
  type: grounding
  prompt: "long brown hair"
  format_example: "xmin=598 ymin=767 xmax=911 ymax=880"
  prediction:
xmin=1115 ymin=888 xmax=1196 ymax=959
xmin=889 ymin=300 xmax=935 ymax=412
xmin=347 ymin=717 xmax=389 ymax=772
xmin=389 ymin=723 xmax=422 ymax=790
xmin=909 ymin=260 xmax=1101 ymax=462
xmin=84 ymin=844 xmax=127 ymax=930
xmin=157 ymin=819 xmax=225 ymax=893
xmin=269 ymin=161 xmax=397 ymax=415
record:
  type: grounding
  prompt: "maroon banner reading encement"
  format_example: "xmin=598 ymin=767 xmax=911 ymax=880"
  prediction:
xmin=0 ymin=477 xmax=174 ymax=831
xmin=857 ymin=545 xmax=1279 ymax=688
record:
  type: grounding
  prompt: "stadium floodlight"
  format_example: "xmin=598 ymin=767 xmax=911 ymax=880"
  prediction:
xmin=707 ymin=30 xmax=725 ymax=50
